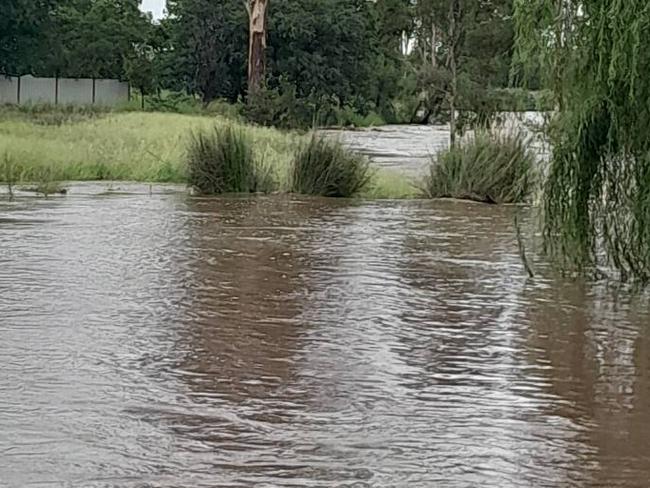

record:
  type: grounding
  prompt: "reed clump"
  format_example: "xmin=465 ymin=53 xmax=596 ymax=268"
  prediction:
xmin=422 ymin=131 xmax=535 ymax=204
xmin=290 ymin=134 xmax=372 ymax=197
xmin=187 ymin=125 xmax=275 ymax=194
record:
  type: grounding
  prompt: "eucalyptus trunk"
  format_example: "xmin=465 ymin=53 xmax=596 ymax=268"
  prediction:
xmin=247 ymin=0 xmax=268 ymax=94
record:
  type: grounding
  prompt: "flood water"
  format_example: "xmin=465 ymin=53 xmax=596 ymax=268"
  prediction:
xmin=322 ymin=125 xmax=449 ymax=175
xmin=1 ymin=183 xmax=650 ymax=487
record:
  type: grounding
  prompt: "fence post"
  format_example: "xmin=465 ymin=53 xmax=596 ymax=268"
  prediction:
xmin=92 ymin=78 xmax=96 ymax=104
xmin=16 ymin=76 xmax=21 ymax=105
xmin=55 ymin=76 xmax=59 ymax=105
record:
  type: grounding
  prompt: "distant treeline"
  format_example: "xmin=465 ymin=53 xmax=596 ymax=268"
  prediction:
xmin=2 ymin=0 xmax=545 ymax=127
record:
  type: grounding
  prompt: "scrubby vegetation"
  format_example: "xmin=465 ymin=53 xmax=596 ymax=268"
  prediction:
xmin=422 ymin=131 xmax=535 ymax=204
xmin=290 ymin=135 xmax=372 ymax=198
xmin=187 ymin=126 xmax=274 ymax=194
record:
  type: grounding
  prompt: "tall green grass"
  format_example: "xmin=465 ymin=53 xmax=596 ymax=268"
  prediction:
xmin=290 ymin=135 xmax=372 ymax=197
xmin=0 ymin=108 xmax=412 ymax=199
xmin=422 ymin=131 xmax=535 ymax=204
xmin=187 ymin=126 xmax=274 ymax=194
xmin=0 ymin=110 xmax=298 ymax=183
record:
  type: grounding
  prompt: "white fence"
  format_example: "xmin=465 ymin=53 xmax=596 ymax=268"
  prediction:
xmin=0 ymin=75 xmax=129 ymax=106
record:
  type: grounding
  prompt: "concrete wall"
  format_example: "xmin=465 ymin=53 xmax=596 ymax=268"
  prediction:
xmin=0 ymin=75 xmax=129 ymax=106
xmin=0 ymin=76 xmax=19 ymax=104
xmin=58 ymin=78 xmax=94 ymax=105
xmin=94 ymin=79 xmax=129 ymax=106
xmin=21 ymin=76 xmax=56 ymax=104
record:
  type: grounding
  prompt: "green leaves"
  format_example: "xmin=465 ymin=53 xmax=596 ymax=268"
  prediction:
xmin=515 ymin=0 xmax=650 ymax=281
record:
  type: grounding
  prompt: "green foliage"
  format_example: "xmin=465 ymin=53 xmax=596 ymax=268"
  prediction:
xmin=0 ymin=109 xmax=415 ymax=199
xmin=514 ymin=0 xmax=650 ymax=281
xmin=422 ymin=131 xmax=535 ymax=204
xmin=165 ymin=0 xmax=247 ymax=102
xmin=290 ymin=134 xmax=372 ymax=197
xmin=187 ymin=125 xmax=275 ymax=194
xmin=411 ymin=0 xmax=517 ymax=128
xmin=163 ymin=0 xmax=415 ymax=122
xmin=0 ymin=0 xmax=58 ymax=74
xmin=204 ymin=99 xmax=244 ymax=121
xmin=243 ymin=81 xmax=315 ymax=129
xmin=144 ymin=91 xmax=202 ymax=114
xmin=2 ymin=0 xmax=154 ymax=83
xmin=329 ymin=107 xmax=387 ymax=128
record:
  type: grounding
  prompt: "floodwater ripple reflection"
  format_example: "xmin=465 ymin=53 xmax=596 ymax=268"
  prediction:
xmin=1 ymin=184 xmax=649 ymax=487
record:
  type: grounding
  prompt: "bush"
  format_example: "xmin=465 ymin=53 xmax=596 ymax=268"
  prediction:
xmin=243 ymin=82 xmax=315 ymax=129
xmin=422 ymin=131 xmax=535 ymax=204
xmin=187 ymin=125 xmax=274 ymax=194
xmin=328 ymin=105 xmax=386 ymax=128
xmin=205 ymin=99 xmax=244 ymax=120
xmin=290 ymin=134 xmax=372 ymax=197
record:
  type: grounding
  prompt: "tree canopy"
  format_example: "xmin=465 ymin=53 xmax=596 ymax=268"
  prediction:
xmin=0 ymin=0 xmax=521 ymax=130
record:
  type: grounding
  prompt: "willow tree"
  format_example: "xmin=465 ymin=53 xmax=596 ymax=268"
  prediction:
xmin=514 ymin=1 xmax=650 ymax=282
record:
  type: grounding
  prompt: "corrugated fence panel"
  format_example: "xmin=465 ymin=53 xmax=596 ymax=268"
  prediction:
xmin=94 ymin=79 xmax=129 ymax=106
xmin=0 ymin=75 xmax=129 ymax=106
xmin=58 ymin=78 xmax=94 ymax=105
xmin=20 ymin=75 xmax=56 ymax=104
xmin=0 ymin=76 xmax=19 ymax=104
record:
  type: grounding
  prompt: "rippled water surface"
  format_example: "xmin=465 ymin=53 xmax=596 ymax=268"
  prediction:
xmin=1 ymin=183 xmax=650 ymax=487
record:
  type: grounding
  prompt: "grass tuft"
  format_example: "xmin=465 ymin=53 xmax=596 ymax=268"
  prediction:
xmin=187 ymin=125 xmax=275 ymax=194
xmin=290 ymin=134 xmax=372 ymax=197
xmin=422 ymin=131 xmax=535 ymax=204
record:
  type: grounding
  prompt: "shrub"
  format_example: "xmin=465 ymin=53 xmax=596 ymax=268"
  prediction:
xmin=290 ymin=134 xmax=372 ymax=197
xmin=243 ymin=83 xmax=315 ymax=130
xmin=329 ymin=105 xmax=386 ymax=128
xmin=187 ymin=125 xmax=274 ymax=194
xmin=422 ymin=131 xmax=535 ymax=204
xmin=205 ymin=99 xmax=244 ymax=120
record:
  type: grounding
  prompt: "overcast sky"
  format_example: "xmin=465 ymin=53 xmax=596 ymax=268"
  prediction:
xmin=141 ymin=0 xmax=165 ymax=20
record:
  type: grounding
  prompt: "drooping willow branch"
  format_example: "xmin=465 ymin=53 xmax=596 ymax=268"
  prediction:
xmin=513 ymin=0 xmax=650 ymax=281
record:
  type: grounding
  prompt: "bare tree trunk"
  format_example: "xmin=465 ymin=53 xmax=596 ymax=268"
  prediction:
xmin=248 ymin=0 xmax=268 ymax=94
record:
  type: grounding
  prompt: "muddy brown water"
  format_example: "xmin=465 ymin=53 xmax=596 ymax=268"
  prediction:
xmin=1 ymin=183 xmax=650 ymax=488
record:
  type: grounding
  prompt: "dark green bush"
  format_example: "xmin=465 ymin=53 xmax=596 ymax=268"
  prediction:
xmin=422 ymin=131 xmax=535 ymax=204
xmin=243 ymin=81 xmax=315 ymax=129
xmin=290 ymin=134 xmax=372 ymax=197
xmin=187 ymin=125 xmax=274 ymax=194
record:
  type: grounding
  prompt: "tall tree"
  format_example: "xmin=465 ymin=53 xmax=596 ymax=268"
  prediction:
xmin=165 ymin=0 xmax=247 ymax=102
xmin=247 ymin=0 xmax=269 ymax=93
xmin=412 ymin=0 xmax=514 ymax=139
xmin=51 ymin=0 xmax=151 ymax=79
xmin=0 ymin=0 xmax=58 ymax=74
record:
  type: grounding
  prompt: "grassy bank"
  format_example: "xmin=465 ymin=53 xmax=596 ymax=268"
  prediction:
xmin=0 ymin=108 xmax=415 ymax=198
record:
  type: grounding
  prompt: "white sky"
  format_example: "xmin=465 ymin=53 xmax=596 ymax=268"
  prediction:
xmin=141 ymin=0 xmax=166 ymax=20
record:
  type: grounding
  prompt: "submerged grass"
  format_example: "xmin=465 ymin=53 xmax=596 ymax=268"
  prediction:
xmin=188 ymin=126 xmax=274 ymax=194
xmin=290 ymin=135 xmax=372 ymax=197
xmin=422 ymin=131 xmax=535 ymax=204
